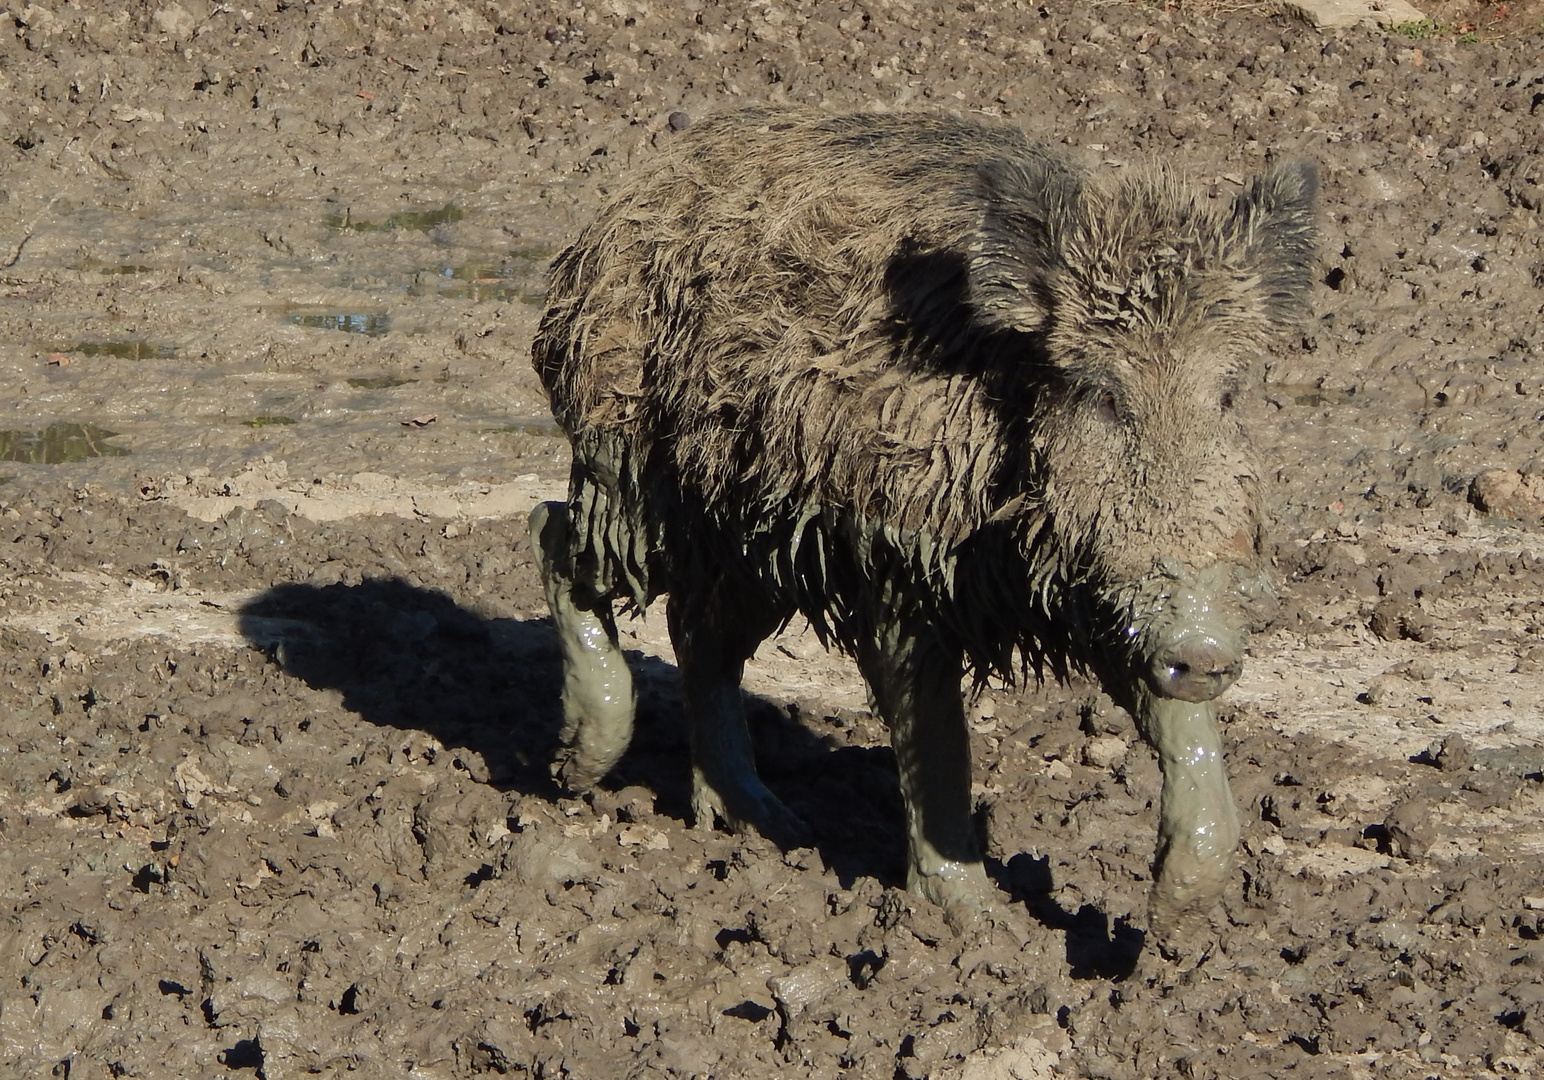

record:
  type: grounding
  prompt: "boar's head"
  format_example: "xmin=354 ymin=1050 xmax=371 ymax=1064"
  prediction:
xmin=970 ymin=158 xmax=1317 ymax=709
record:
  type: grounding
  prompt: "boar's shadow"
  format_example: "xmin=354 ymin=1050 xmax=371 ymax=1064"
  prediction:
xmin=235 ymin=577 xmax=914 ymax=892
xmin=1004 ymin=853 xmax=1144 ymax=980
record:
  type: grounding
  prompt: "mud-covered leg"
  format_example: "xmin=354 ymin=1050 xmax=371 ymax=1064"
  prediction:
xmin=1132 ymin=686 xmax=1240 ymax=956
xmin=666 ymin=587 xmax=811 ymax=849
xmin=530 ymin=501 xmax=636 ymax=790
xmin=857 ymin=616 xmax=997 ymax=929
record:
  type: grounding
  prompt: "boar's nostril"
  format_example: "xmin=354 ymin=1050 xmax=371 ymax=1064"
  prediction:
xmin=1149 ymin=637 xmax=1243 ymax=703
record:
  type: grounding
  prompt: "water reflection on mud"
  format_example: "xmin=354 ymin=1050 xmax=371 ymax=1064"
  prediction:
xmin=73 ymin=262 xmax=154 ymax=276
xmin=0 ymin=423 xmax=129 ymax=462
xmin=1268 ymin=382 xmax=1357 ymax=408
xmin=410 ymin=253 xmax=552 ymax=304
xmin=345 ymin=376 xmax=418 ymax=390
xmin=325 ymin=203 xmax=467 ymax=233
xmin=284 ymin=312 xmax=390 ymax=336
xmin=485 ymin=416 xmax=563 ymax=437
xmin=51 ymin=340 xmax=176 ymax=360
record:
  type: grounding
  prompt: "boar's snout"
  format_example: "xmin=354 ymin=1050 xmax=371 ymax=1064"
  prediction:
xmin=1146 ymin=628 xmax=1242 ymax=702
xmin=1130 ymin=563 xmax=1254 ymax=703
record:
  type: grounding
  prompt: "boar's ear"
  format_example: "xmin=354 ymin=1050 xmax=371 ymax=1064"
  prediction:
xmin=1229 ymin=161 xmax=1318 ymax=326
xmin=968 ymin=156 xmax=1080 ymax=335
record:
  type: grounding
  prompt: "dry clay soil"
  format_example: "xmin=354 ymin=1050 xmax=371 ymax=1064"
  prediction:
xmin=3 ymin=3 xmax=1544 ymax=1079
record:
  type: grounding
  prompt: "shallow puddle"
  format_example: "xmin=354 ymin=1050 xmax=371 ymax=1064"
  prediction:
xmin=326 ymin=203 xmax=466 ymax=233
xmin=413 ymin=266 xmax=520 ymax=302
xmin=0 ymin=423 xmax=129 ymax=462
xmin=485 ymin=417 xmax=563 ymax=437
xmin=283 ymin=312 xmax=390 ymax=336
xmin=51 ymin=340 xmax=176 ymax=360
xmin=411 ymin=258 xmax=550 ymax=304
xmin=1271 ymin=382 xmax=1356 ymax=408
xmin=243 ymin=416 xmax=298 ymax=428
xmin=74 ymin=263 xmax=154 ymax=276
xmin=345 ymin=376 xmax=418 ymax=390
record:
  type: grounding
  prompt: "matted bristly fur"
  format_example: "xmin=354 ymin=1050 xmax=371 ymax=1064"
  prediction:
xmin=532 ymin=108 xmax=1316 ymax=685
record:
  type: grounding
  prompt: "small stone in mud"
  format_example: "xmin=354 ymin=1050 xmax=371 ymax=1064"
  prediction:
xmin=1077 ymin=693 xmax=1123 ymax=736
xmin=1081 ymin=735 xmax=1128 ymax=770
xmin=1516 ymin=643 xmax=1544 ymax=675
xmin=1369 ymin=597 xmax=1433 ymax=643
xmin=1368 ymin=597 xmax=1411 ymax=641
xmin=1383 ymin=798 xmax=1436 ymax=859
xmin=1282 ymin=0 xmax=1432 ymax=30
xmin=1469 ymin=468 xmax=1544 ymax=521
xmin=1430 ymin=733 xmax=1473 ymax=772
xmin=668 ymin=111 xmax=692 ymax=132
xmin=766 ymin=957 xmax=845 ymax=1022
xmin=1358 ymin=675 xmax=1402 ymax=705
xmin=1398 ymin=658 xmax=1438 ymax=681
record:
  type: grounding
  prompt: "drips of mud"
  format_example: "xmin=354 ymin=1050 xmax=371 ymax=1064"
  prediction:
xmin=1 ymin=4 xmax=1544 ymax=1079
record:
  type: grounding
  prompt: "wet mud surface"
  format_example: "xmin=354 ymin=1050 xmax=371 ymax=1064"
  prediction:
xmin=3 ymin=3 xmax=1544 ymax=1078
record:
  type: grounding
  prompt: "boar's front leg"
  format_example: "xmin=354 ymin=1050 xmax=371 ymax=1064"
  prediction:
xmin=857 ymin=612 xmax=998 ymax=928
xmin=666 ymin=581 xmax=811 ymax=850
xmin=1132 ymin=685 xmax=1241 ymax=952
xmin=530 ymin=501 xmax=638 ymax=790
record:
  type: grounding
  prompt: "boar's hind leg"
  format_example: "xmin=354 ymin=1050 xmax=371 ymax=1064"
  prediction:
xmin=857 ymin=617 xmax=998 ymax=928
xmin=666 ymin=583 xmax=812 ymax=850
xmin=530 ymin=501 xmax=637 ymax=791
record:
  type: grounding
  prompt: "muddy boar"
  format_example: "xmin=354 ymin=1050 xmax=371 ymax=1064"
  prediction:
xmin=529 ymin=109 xmax=1315 ymax=937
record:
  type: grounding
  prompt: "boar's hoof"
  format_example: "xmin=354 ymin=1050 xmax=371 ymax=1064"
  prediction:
xmin=1144 ymin=904 xmax=1221 ymax=972
xmin=1147 ymin=633 xmax=1242 ymax=703
xmin=938 ymin=894 xmax=1032 ymax=944
xmin=552 ymin=746 xmax=609 ymax=795
xmin=692 ymin=769 xmax=813 ymax=850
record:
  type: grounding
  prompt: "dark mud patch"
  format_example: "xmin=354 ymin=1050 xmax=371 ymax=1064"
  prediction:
xmin=70 ymin=260 xmax=156 ymax=276
xmin=237 ymin=578 xmax=568 ymax=792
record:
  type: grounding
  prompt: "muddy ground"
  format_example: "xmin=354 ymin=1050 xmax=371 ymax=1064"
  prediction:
xmin=1 ymin=2 xmax=1544 ymax=1077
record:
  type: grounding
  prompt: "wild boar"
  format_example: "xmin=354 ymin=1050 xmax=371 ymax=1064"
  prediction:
xmin=528 ymin=109 xmax=1315 ymax=937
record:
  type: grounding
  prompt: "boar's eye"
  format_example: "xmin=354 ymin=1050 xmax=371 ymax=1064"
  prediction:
xmin=1095 ymin=389 xmax=1121 ymax=425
